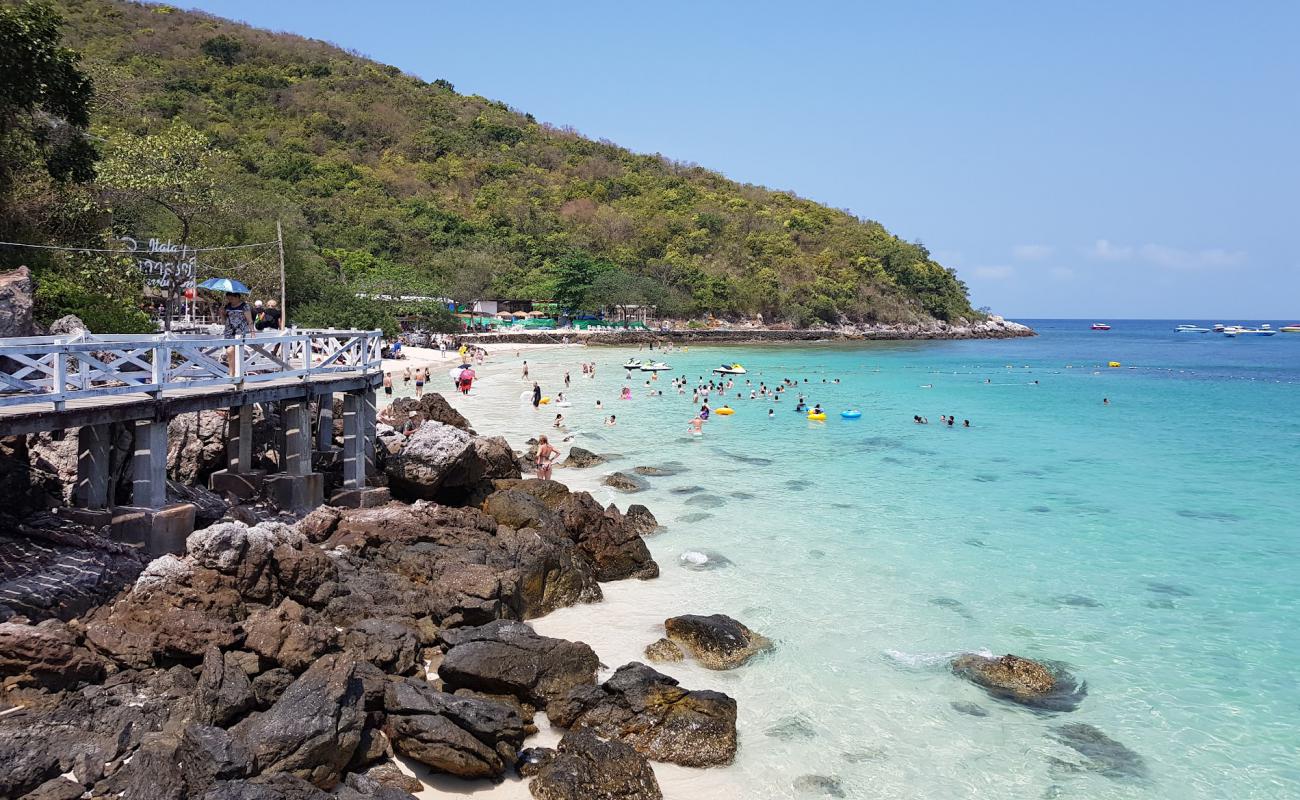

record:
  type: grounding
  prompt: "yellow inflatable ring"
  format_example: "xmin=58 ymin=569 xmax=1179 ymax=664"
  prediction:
xmin=1108 ymin=361 xmax=1121 ymax=368
xmin=807 ymin=412 xmax=827 ymax=421
xmin=716 ymin=408 xmax=735 ymax=416
xmin=540 ymin=397 xmax=550 ymax=404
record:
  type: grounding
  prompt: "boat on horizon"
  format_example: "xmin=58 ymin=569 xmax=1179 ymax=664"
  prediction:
xmin=1280 ymin=324 xmax=1300 ymax=333
xmin=1213 ymin=323 xmax=1226 ymax=332
xmin=1175 ymin=324 xmax=1211 ymax=333
xmin=1091 ymin=322 xmax=1111 ymax=331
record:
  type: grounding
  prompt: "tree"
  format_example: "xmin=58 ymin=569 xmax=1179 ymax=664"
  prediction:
xmin=551 ymin=251 xmax=616 ymax=314
xmin=98 ymin=122 xmax=230 ymax=330
xmin=432 ymin=247 xmax=508 ymax=311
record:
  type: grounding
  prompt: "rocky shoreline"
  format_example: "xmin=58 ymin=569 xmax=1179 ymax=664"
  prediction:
xmin=461 ymin=316 xmax=1035 ymax=346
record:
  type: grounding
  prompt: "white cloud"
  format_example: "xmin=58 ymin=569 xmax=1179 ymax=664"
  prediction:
xmin=1012 ymin=244 xmax=1053 ymax=261
xmin=972 ymin=265 xmax=1014 ymax=280
xmin=1089 ymin=239 xmax=1245 ymax=270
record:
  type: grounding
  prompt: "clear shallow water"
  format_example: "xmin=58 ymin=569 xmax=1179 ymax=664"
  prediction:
xmin=419 ymin=320 xmax=1300 ymax=799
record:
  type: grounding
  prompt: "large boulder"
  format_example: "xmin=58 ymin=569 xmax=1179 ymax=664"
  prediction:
xmin=0 ymin=266 xmax=35 ymax=338
xmin=481 ymin=488 xmax=559 ymax=531
xmin=529 ymin=728 xmax=662 ymax=800
xmin=237 ymin=654 xmax=365 ymax=787
xmin=418 ymin=392 xmax=474 ymax=431
xmin=662 ymin=614 xmax=771 ymax=670
xmin=0 ymin=620 xmax=104 ymax=689
xmin=341 ymin=617 xmax=421 ymax=675
xmin=548 ymin=662 xmax=737 ymax=767
xmin=561 ymin=447 xmax=606 ymax=468
xmin=603 ymin=472 xmax=647 ymax=493
xmin=384 ymin=422 xmax=474 ymax=500
xmin=383 ymin=675 xmax=527 ymax=780
xmin=623 ymin=505 xmax=659 ymax=536
xmin=438 ymin=620 xmax=598 ymax=706
xmin=195 ymin=646 xmax=255 ymax=727
xmin=558 ymin=493 xmax=658 ymax=582
xmin=950 ymin=653 xmax=1086 ymax=712
xmin=241 ymin=599 xmax=338 ymax=672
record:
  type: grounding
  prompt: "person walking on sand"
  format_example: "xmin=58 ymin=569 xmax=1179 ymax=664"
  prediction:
xmin=535 ymin=435 xmax=559 ymax=479
xmin=383 ymin=372 xmax=393 ymax=398
xmin=221 ymin=291 xmax=254 ymax=377
xmin=532 ymin=382 xmax=542 ymax=409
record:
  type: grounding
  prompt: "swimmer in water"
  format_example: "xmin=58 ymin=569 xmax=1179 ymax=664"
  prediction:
xmin=1103 ymin=397 xmax=1110 ymax=405
xmin=606 ymin=415 xmax=617 ymax=426
xmin=768 ymin=408 xmax=775 ymax=418
xmin=688 ymin=416 xmax=704 ymax=436
xmin=553 ymin=413 xmax=564 ymax=429
xmin=963 ymin=419 xmax=971 ymax=427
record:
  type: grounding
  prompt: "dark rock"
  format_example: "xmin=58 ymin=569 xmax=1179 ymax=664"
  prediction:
xmin=1049 ymin=723 xmax=1148 ymax=780
xmin=0 ymin=620 xmax=104 ymax=689
xmin=663 ymin=614 xmax=771 ymax=670
xmin=357 ymin=761 xmax=424 ymax=795
xmin=251 ymin=668 xmax=295 ymax=709
xmin=561 ymin=447 xmax=606 ymax=468
xmin=197 ymin=773 xmax=332 ymax=799
xmin=239 ymin=654 xmax=365 ymax=787
xmin=242 ymin=599 xmax=338 ymax=672
xmin=196 ymin=645 xmax=256 ymax=726
xmin=677 ymin=549 xmax=731 ymax=571
xmin=631 ymin=465 xmax=682 ymax=477
xmin=623 ymin=505 xmax=658 ymax=536
xmin=793 ymin=774 xmax=846 ymax=797
xmin=529 ymin=728 xmax=662 ymax=800
xmin=439 ymin=619 xmax=598 ymax=705
xmin=21 ymin=775 xmax=85 ymax=800
xmin=168 ymin=410 xmax=230 ymax=486
xmin=643 ymin=638 xmax=683 ymax=663
xmin=481 ymin=488 xmax=559 ymax=531
xmin=347 ymin=727 xmax=390 ymax=771
xmin=602 ymin=472 xmax=647 ymax=493
xmin=557 ymin=493 xmax=658 ymax=581
xmin=516 ymin=746 xmax=556 ymax=778
xmin=548 ymin=662 xmax=737 ymax=767
xmin=383 ymin=422 xmax=474 ymax=500
xmin=339 ymin=770 xmax=419 ymax=800
xmin=178 ymin=723 xmax=253 ymax=794
xmin=950 ymin=653 xmax=1086 ymax=712
xmin=382 ymin=676 xmax=527 ymax=780
xmin=342 ymin=618 xmax=421 ymax=675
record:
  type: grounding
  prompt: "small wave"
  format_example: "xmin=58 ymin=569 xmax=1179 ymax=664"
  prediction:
xmin=884 ymin=648 xmax=992 ymax=668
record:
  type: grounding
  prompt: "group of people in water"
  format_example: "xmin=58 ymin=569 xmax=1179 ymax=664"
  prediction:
xmin=914 ymin=414 xmax=971 ymax=427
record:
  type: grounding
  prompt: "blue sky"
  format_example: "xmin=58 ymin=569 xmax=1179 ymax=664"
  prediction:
xmin=178 ymin=1 xmax=1299 ymax=318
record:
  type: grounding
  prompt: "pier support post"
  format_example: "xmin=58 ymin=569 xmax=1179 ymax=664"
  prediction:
xmin=209 ymin=404 xmax=265 ymax=500
xmin=64 ymin=424 xmax=112 ymax=528
xmin=112 ymin=418 xmax=194 ymax=556
xmin=266 ymin=400 xmax=323 ymax=513
xmin=316 ymin=392 xmax=334 ymax=451
xmin=330 ymin=387 xmax=389 ymax=508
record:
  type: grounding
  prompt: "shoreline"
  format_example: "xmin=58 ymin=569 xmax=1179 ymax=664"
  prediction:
xmin=456 ymin=316 xmax=1035 ymax=347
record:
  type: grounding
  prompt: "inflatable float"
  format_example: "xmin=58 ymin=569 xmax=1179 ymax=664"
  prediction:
xmin=713 ymin=363 xmax=747 ymax=375
xmin=807 ymin=412 xmax=827 ymax=421
xmin=841 ymin=410 xmax=862 ymax=419
xmin=715 ymin=407 xmax=735 ymax=416
xmin=1108 ymin=361 xmax=1121 ymax=368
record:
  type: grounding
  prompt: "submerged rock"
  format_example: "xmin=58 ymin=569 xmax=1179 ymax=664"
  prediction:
xmin=950 ymin=653 xmax=1086 ymax=712
xmin=1049 ymin=723 xmax=1148 ymax=780
xmin=603 ymin=472 xmax=648 ymax=493
xmin=561 ymin=447 xmax=606 ymax=469
xmin=793 ymin=774 xmax=846 ymax=797
xmin=950 ymin=700 xmax=989 ymax=717
xmin=643 ymin=638 xmax=684 ymax=663
xmin=765 ymin=715 xmax=817 ymax=740
xmin=548 ymin=662 xmax=737 ymax=767
xmin=528 ymin=728 xmax=662 ymax=800
xmin=663 ymin=614 xmax=771 ymax=670
xmin=678 ymin=550 xmax=732 ymax=571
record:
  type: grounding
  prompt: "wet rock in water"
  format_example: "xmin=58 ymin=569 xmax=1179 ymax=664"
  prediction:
xmin=793 ymin=774 xmax=846 ymax=797
xmin=1146 ymin=581 xmax=1193 ymax=597
xmin=678 ymin=550 xmax=732 ymax=571
xmin=679 ymin=512 xmax=714 ymax=523
xmin=668 ymin=484 xmax=704 ymax=495
xmin=730 ymin=491 xmax=755 ymax=500
xmin=973 ymin=473 xmax=999 ymax=483
xmin=1175 ymin=508 xmax=1242 ymax=522
xmin=1051 ymin=594 xmax=1102 ymax=608
xmin=562 ymin=447 xmax=606 ymax=468
xmin=950 ymin=653 xmax=1086 ymax=712
xmin=0 ymin=620 xmax=104 ymax=690
xmin=951 ymin=701 xmax=989 ymax=717
xmin=528 ymin=728 xmax=662 ymax=800
xmin=1049 ymin=723 xmax=1148 ymax=780
xmin=633 ymin=464 xmax=683 ymax=477
xmin=438 ymin=619 xmax=599 ymax=706
xmin=548 ymin=662 xmax=737 ymax=767
xmin=623 ymin=504 xmax=659 ymax=536
xmin=1146 ymin=598 xmax=1177 ymax=610
xmin=683 ymin=493 xmax=725 ymax=508
xmin=663 ymin=613 xmax=772 ymax=670
xmin=643 ymin=637 xmax=684 ymax=663
xmin=603 ymin=472 xmax=648 ymax=493
xmin=765 ymin=714 xmax=817 ymax=740
xmin=238 ymin=654 xmax=365 ymax=787
xmin=964 ymin=538 xmax=988 ymax=548
xmin=383 ymin=676 xmax=528 ymax=780
xmin=784 ymin=479 xmax=811 ymax=490
xmin=929 ymin=597 xmax=973 ymax=619
xmin=1028 ymin=505 xmax=1052 ymax=513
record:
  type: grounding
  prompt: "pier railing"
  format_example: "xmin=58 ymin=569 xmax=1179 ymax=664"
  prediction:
xmin=0 ymin=328 xmax=383 ymax=410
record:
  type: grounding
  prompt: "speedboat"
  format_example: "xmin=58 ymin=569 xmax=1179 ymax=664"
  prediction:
xmin=1223 ymin=326 xmax=1242 ymax=337
xmin=639 ymin=361 xmax=671 ymax=371
xmin=713 ymin=363 xmax=747 ymax=375
xmin=1213 ymin=323 xmax=1226 ymax=332
xmin=1175 ymin=324 xmax=1211 ymax=333
xmin=1280 ymin=324 xmax=1300 ymax=333
xmin=1241 ymin=327 xmax=1278 ymax=336
xmin=1091 ymin=323 xmax=1111 ymax=331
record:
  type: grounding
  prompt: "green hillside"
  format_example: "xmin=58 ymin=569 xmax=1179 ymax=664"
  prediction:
xmin=1 ymin=0 xmax=978 ymax=331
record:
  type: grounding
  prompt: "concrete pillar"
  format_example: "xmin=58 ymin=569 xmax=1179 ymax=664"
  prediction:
xmin=226 ymin=404 xmax=253 ymax=472
xmin=131 ymin=419 xmax=168 ymax=510
xmin=73 ymin=424 xmax=111 ymax=510
xmin=341 ymin=391 xmax=365 ymax=490
xmin=282 ymin=401 xmax=311 ymax=476
xmin=316 ymin=393 xmax=334 ymax=451
xmin=361 ymin=387 xmax=377 ymax=478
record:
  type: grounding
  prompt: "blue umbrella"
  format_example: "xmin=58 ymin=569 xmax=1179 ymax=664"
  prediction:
xmin=198 ymin=277 xmax=251 ymax=294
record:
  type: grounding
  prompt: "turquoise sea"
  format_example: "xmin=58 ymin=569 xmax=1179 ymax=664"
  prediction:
xmin=427 ymin=320 xmax=1300 ymax=799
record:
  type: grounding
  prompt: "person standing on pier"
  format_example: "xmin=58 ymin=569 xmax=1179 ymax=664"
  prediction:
xmin=222 ymin=291 xmax=253 ymax=377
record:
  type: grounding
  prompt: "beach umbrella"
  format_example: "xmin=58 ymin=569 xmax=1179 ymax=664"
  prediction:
xmin=197 ymin=277 xmax=251 ymax=294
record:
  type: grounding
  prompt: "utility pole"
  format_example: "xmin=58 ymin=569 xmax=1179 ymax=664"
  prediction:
xmin=276 ymin=220 xmax=287 ymax=330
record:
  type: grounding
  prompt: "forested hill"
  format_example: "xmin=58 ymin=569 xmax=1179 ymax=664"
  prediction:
xmin=8 ymin=0 xmax=978 ymax=329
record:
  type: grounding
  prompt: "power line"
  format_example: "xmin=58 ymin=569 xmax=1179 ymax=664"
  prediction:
xmin=0 ymin=239 xmax=278 ymax=254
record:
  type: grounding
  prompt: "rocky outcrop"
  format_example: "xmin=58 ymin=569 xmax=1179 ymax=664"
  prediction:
xmin=0 ymin=620 xmax=104 ymax=689
xmin=383 ymin=675 xmax=527 ymax=780
xmin=529 ymin=728 xmax=662 ymax=800
xmin=623 ymin=505 xmax=659 ymax=536
xmin=950 ymin=653 xmax=1086 ymax=712
xmin=561 ymin=447 xmax=606 ymax=468
xmin=603 ymin=472 xmax=647 ymax=493
xmin=168 ymin=410 xmax=230 ymax=485
xmin=195 ymin=646 xmax=255 ymax=726
xmin=549 ymin=662 xmax=737 ymax=767
xmin=384 ymin=423 xmax=520 ymax=503
xmin=662 ymin=614 xmax=771 ymax=670
xmin=0 ymin=266 xmax=35 ymax=338
xmin=388 ymin=393 xmax=474 ymax=433
xmin=438 ymin=620 xmax=599 ymax=706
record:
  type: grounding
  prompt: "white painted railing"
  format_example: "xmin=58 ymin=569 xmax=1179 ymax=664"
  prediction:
xmin=0 ymin=328 xmax=383 ymax=410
